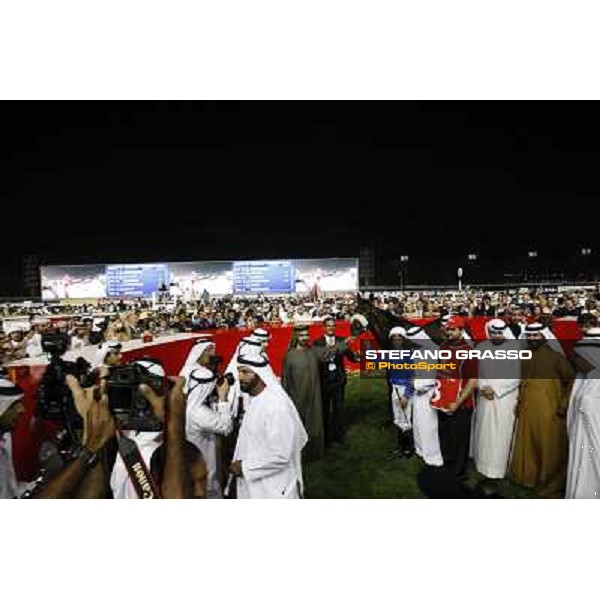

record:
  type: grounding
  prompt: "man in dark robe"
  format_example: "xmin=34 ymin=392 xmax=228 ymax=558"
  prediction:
xmin=282 ymin=325 xmax=324 ymax=461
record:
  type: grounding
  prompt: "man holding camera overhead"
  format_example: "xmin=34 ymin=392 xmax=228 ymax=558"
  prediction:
xmin=181 ymin=336 xmax=234 ymax=498
xmin=30 ymin=372 xmax=206 ymax=499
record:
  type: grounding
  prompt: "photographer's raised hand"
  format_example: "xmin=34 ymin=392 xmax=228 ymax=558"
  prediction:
xmin=65 ymin=374 xmax=95 ymax=420
xmin=139 ymin=376 xmax=191 ymax=498
xmin=32 ymin=380 xmax=115 ymax=499
xmin=215 ymin=377 xmax=230 ymax=403
xmin=83 ymin=392 xmax=116 ymax=452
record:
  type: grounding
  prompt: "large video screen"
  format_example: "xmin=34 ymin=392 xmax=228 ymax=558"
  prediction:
xmin=168 ymin=262 xmax=233 ymax=297
xmin=40 ymin=257 xmax=358 ymax=299
xmin=233 ymin=260 xmax=295 ymax=294
xmin=41 ymin=264 xmax=107 ymax=300
xmin=106 ymin=264 xmax=169 ymax=297
xmin=295 ymin=258 xmax=358 ymax=293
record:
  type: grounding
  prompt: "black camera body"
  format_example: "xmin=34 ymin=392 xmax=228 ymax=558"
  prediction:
xmin=217 ymin=372 xmax=236 ymax=387
xmin=36 ymin=333 xmax=92 ymax=427
xmin=106 ymin=363 xmax=169 ymax=432
xmin=41 ymin=331 xmax=70 ymax=355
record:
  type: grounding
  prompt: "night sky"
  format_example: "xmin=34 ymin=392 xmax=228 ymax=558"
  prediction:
xmin=1 ymin=102 xmax=597 ymax=294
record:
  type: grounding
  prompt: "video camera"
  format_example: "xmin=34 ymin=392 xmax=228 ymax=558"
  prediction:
xmin=105 ymin=360 xmax=172 ymax=432
xmin=35 ymin=332 xmax=93 ymax=428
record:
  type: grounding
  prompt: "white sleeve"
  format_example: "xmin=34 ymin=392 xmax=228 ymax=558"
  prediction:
xmin=188 ymin=402 xmax=234 ymax=436
xmin=26 ymin=339 xmax=44 ymax=358
xmin=242 ymin=407 xmax=295 ymax=483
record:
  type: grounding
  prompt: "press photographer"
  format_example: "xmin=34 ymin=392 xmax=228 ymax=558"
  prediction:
xmin=30 ymin=372 xmax=206 ymax=499
xmin=35 ymin=331 xmax=93 ymax=433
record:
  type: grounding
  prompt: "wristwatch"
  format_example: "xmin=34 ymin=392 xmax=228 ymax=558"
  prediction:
xmin=73 ymin=445 xmax=101 ymax=470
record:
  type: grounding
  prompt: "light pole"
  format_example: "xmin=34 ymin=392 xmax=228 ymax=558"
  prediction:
xmin=582 ymin=247 xmax=592 ymax=281
xmin=399 ymin=255 xmax=409 ymax=292
xmin=527 ymin=250 xmax=538 ymax=283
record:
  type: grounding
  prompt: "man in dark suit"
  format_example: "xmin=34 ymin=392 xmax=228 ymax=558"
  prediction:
xmin=312 ymin=316 xmax=359 ymax=446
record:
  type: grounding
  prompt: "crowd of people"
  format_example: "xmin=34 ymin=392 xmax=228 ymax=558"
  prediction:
xmin=0 ymin=293 xmax=358 ymax=364
xmin=0 ymin=314 xmax=360 ymax=499
xmin=382 ymin=310 xmax=599 ymax=499
xmin=1 ymin=285 xmax=600 ymax=499
xmin=369 ymin=287 xmax=600 ymax=320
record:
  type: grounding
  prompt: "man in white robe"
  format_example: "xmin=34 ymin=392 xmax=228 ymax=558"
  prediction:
xmin=185 ymin=365 xmax=233 ymax=499
xmin=0 ymin=379 xmax=26 ymax=499
xmin=403 ymin=326 xmax=443 ymax=466
xmin=472 ymin=319 xmax=520 ymax=482
xmin=230 ymin=347 xmax=307 ymax=499
xmin=24 ymin=317 xmax=50 ymax=358
xmin=566 ymin=330 xmax=600 ymax=499
xmin=179 ymin=335 xmax=215 ymax=385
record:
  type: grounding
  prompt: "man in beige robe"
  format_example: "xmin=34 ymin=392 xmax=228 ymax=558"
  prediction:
xmin=509 ymin=323 xmax=574 ymax=498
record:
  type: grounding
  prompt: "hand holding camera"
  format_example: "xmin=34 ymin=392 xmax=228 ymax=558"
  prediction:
xmin=138 ymin=375 xmax=187 ymax=424
xmin=215 ymin=372 xmax=234 ymax=402
xmin=65 ymin=375 xmax=115 ymax=453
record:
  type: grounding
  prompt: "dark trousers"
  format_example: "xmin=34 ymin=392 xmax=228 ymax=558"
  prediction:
xmin=437 ymin=407 xmax=473 ymax=477
xmin=323 ymin=384 xmax=346 ymax=444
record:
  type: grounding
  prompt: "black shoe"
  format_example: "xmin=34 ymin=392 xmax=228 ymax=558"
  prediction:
xmin=400 ymin=430 xmax=415 ymax=458
xmin=459 ymin=474 xmax=481 ymax=493
xmin=477 ymin=479 xmax=501 ymax=498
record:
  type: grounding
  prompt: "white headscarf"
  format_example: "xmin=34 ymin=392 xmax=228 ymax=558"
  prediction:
xmin=91 ymin=341 xmax=123 ymax=369
xmin=180 ymin=336 xmax=215 ymax=382
xmin=519 ymin=322 xmax=565 ymax=356
xmin=226 ymin=337 xmax=275 ymax=416
xmin=31 ymin=316 xmax=50 ymax=326
xmin=572 ymin=328 xmax=600 ymax=375
xmin=404 ymin=325 xmax=432 ymax=344
xmin=0 ymin=379 xmax=24 ymax=416
xmin=250 ymin=328 xmax=270 ymax=344
xmin=235 ymin=346 xmax=308 ymax=456
xmin=389 ymin=326 xmax=407 ymax=338
xmin=187 ymin=366 xmax=218 ymax=412
xmin=133 ymin=358 xmax=165 ymax=378
xmin=486 ymin=318 xmax=516 ymax=341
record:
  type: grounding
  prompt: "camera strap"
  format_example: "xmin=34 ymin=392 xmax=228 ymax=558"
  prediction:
xmin=116 ymin=433 xmax=161 ymax=499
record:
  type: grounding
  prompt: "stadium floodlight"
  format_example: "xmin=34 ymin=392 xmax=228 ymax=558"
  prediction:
xmin=582 ymin=247 xmax=592 ymax=256
xmin=468 ymin=253 xmax=477 ymax=261
xmin=400 ymin=255 xmax=409 ymax=262
xmin=528 ymin=250 xmax=538 ymax=258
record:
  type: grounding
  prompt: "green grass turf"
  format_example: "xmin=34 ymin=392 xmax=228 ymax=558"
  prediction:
xmin=303 ymin=375 xmax=537 ymax=499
